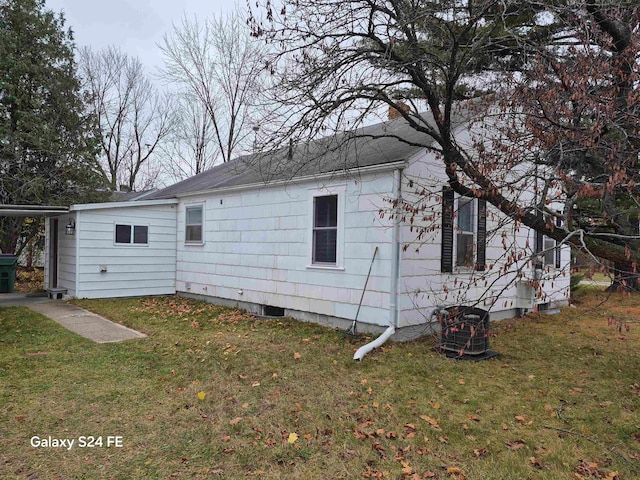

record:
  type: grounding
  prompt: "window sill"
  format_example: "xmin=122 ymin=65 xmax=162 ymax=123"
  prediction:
xmin=185 ymin=242 xmax=205 ymax=247
xmin=306 ymin=264 xmax=345 ymax=271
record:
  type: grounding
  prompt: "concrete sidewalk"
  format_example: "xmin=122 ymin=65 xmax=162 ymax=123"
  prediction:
xmin=27 ymin=301 xmax=146 ymax=344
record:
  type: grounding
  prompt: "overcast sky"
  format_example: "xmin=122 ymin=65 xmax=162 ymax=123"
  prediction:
xmin=45 ymin=0 xmax=239 ymax=72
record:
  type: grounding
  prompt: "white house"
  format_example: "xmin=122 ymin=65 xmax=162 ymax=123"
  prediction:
xmin=44 ymin=114 xmax=570 ymax=340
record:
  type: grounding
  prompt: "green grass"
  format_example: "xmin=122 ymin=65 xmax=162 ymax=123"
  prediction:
xmin=1 ymin=293 xmax=639 ymax=479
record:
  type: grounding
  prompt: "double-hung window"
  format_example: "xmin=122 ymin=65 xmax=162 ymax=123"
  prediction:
xmin=441 ymin=187 xmax=486 ymax=273
xmin=536 ymin=216 xmax=562 ymax=269
xmin=115 ymin=224 xmax=148 ymax=245
xmin=185 ymin=205 xmax=204 ymax=244
xmin=312 ymin=195 xmax=338 ymax=264
xmin=456 ymin=198 xmax=475 ymax=268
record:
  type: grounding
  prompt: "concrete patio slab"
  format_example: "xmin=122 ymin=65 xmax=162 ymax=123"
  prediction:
xmin=27 ymin=301 xmax=146 ymax=343
xmin=0 ymin=292 xmax=52 ymax=307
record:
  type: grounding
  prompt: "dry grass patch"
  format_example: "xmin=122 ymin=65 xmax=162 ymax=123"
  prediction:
xmin=1 ymin=293 xmax=639 ymax=479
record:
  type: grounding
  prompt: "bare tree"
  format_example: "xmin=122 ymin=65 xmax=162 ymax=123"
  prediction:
xmin=161 ymin=96 xmax=218 ymax=182
xmin=79 ymin=46 xmax=174 ymax=191
xmin=248 ymin=0 xmax=640 ymax=291
xmin=159 ymin=11 xmax=266 ymax=168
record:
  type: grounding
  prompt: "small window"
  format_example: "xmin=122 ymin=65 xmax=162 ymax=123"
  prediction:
xmin=313 ymin=195 xmax=338 ymax=264
xmin=185 ymin=205 xmax=203 ymax=243
xmin=115 ymin=224 xmax=132 ymax=244
xmin=134 ymin=225 xmax=148 ymax=244
xmin=115 ymin=224 xmax=148 ymax=245
xmin=456 ymin=198 xmax=474 ymax=267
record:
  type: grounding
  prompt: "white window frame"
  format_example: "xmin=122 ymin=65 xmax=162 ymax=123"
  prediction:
xmin=307 ymin=186 xmax=345 ymax=270
xmin=114 ymin=223 xmax=149 ymax=246
xmin=185 ymin=203 xmax=205 ymax=245
xmin=453 ymin=197 xmax=476 ymax=269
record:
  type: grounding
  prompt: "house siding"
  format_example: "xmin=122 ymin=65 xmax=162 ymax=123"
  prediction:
xmin=57 ymin=213 xmax=77 ymax=296
xmin=176 ymin=171 xmax=396 ymax=327
xmin=72 ymin=204 xmax=177 ymax=298
xmin=398 ymin=138 xmax=571 ymax=328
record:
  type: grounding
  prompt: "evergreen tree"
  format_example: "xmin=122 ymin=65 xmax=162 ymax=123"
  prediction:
xmin=0 ymin=0 xmax=106 ymax=254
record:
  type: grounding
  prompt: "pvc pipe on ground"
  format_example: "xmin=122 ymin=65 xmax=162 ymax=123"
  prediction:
xmin=353 ymin=325 xmax=395 ymax=361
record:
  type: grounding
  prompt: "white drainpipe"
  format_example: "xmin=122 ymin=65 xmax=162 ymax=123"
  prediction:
xmin=354 ymin=168 xmax=403 ymax=361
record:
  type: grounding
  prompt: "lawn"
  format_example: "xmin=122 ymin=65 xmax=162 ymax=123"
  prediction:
xmin=1 ymin=291 xmax=639 ymax=479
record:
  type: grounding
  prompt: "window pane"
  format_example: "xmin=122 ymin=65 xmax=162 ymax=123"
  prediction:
xmin=313 ymin=229 xmax=337 ymax=263
xmin=457 ymin=199 xmax=473 ymax=232
xmin=186 ymin=206 xmax=202 ymax=225
xmin=314 ymin=195 xmax=337 ymax=228
xmin=134 ymin=225 xmax=148 ymax=244
xmin=186 ymin=225 xmax=202 ymax=243
xmin=115 ymin=224 xmax=131 ymax=244
xmin=456 ymin=233 xmax=474 ymax=267
xmin=544 ymin=238 xmax=555 ymax=266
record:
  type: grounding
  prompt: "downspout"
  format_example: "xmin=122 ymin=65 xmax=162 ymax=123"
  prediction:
xmin=354 ymin=168 xmax=403 ymax=361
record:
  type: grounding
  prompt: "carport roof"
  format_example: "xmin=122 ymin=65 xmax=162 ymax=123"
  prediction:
xmin=0 ymin=205 xmax=70 ymax=216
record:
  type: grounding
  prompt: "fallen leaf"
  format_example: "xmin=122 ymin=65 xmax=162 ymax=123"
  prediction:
xmin=473 ymin=448 xmax=488 ymax=457
xmin=287 ymin=432 xmax=298 ymax=444
xmin=505 ymin=440 xmax=526 ymax=450
xmin=197 ymin=391 xmax=206 ymax=400
xmin=229 ymin=417 xmax=242 ymax=425
xmin=293 ymin=352 xmax=302 ymax=360
xmin=419 ymin=415 xmax=441 ymax=429
xmin=530 ymin=457 xmax=543 ymax=469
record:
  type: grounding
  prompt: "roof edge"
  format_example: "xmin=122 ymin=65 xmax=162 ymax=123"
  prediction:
xmin=70 ymin=198 xmax=178 ymax=211
xmin=172 ymin=160 xmax=408 ymax=199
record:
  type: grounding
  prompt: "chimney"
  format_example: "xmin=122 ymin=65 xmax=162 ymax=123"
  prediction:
xmin=388 ymin=101 xmax=410 ymax=120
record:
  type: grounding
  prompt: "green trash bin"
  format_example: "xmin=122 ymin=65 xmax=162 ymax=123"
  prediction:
xmin=0 ymin=254 xmax=18 ymax=293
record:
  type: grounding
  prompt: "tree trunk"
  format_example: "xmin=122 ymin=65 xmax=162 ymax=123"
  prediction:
xmin=0 ymin=217 xmax=22 ymax=254
xmin=606 ymin=261 xmax=640 ymax=292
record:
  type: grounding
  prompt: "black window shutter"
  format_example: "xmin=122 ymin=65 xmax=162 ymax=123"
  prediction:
xmin=535 ymin=229 xmax=543 ymax=253
xmin=441 ymin=187 xmax=454 ymax=273
xmin=554 ymin=216 xmax=561 ymax=269
xmin=476 ymin=199 xmax=487 ymax=271
xmin=534 ymin=222 xmax=544 ymax=269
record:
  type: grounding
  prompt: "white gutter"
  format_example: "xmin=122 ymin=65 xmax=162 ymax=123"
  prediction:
xmin=354 ymin=168 xmax=403 ymax=361
xmin=70 ymin=198 xmax=178 ymax=211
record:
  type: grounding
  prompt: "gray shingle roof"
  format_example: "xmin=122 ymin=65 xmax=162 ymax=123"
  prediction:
xmin=110 ymin=189 xmax=157 ymax=202
xmin=146 ymin=113 xmax=441 ymax=200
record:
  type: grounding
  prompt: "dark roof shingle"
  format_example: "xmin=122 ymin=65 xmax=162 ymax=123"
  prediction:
xmin=147 ymin=113 xmax=441 ymax=200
